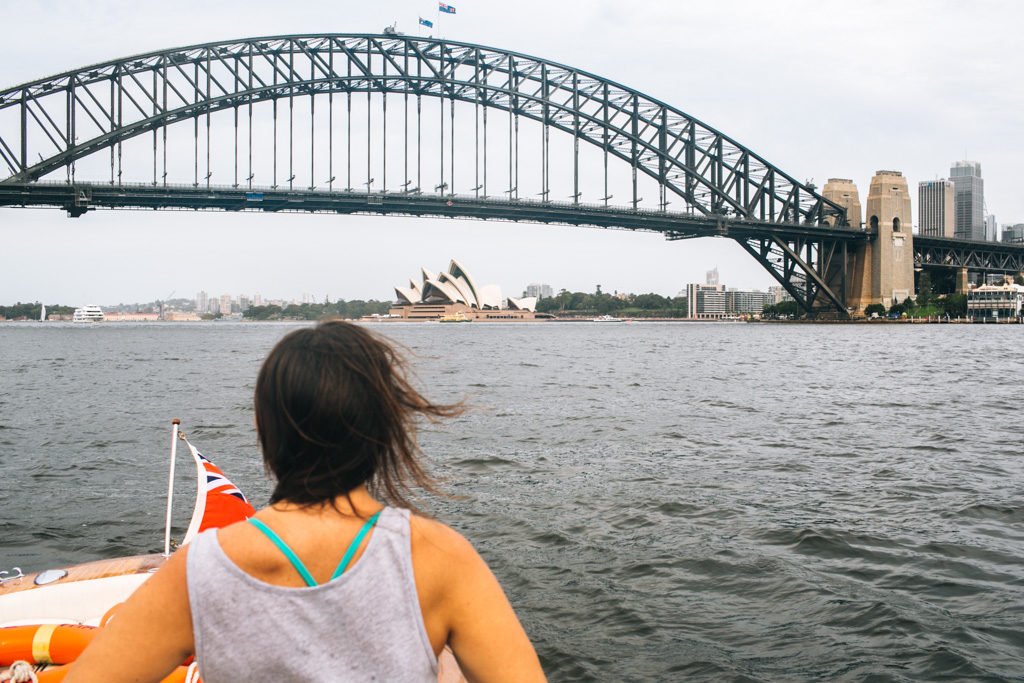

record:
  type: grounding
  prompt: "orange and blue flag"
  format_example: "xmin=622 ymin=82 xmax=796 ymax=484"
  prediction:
xmin=182 ymin=440 xmax=255 ymax=543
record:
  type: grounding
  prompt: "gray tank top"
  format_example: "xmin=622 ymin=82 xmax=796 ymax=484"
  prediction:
xmin=186 ymin=506 xmax=438 ymax=682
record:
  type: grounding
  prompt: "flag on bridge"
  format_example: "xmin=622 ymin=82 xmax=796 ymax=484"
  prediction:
xmin=419 ymin=17 xmax=434 ymax=28
xmin=439 ymin=3 xmax=456 ymax=14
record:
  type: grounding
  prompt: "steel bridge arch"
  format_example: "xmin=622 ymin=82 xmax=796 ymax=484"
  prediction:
xmin=0 ymin=33 xmax=847 ymax=227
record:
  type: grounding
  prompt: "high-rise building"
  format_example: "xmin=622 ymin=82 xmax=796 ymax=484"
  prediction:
xmin=219 ymin=294 xmax=232 ymax=316
xmin=1002 ymin=224 xmax=1024 ymax=243
xmin=985 ymin=215 xmax=998 ymax=242
xmin=686 ymin=282 xmax=726 ymax=318
xmin=950 ymin=161 xmax=984 ymax=241
xmin=195 ymin=291 xmax=208 ymax=314
xmin=705 ymin=267 xmax=719 ymax=286
xmin=917 ymin=180 xmax=955 ymax=238
xmin=525 ymin=283 xmax=553 ymax=299
xmin=253 ymin=293 xmax=263 ymax=307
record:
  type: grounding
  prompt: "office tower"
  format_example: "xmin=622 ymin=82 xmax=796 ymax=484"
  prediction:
xmin=917 ymin=181 xmax=955 ymax=238
xmin=706 ymin=267 xmax=719 ymax=286
xmin=985 ymin=215 xmax=998 ymax=242
xmin=950 ymin=161 xmax=984 ymax=241
xmin=525 ymin=283 xmax=553 ymax=299
xmin=1002 ymin=224 xmax=1024 ymax=243
xmin=195 ymin=291 xmax=208 ymax=313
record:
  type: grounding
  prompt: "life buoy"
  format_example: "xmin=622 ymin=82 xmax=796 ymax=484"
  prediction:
xmin=0 ymin=625 xmax=96 ymax=666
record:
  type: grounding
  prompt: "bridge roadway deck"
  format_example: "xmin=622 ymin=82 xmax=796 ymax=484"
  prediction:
xmin=0 ymin=182 xmax=870 ymax=244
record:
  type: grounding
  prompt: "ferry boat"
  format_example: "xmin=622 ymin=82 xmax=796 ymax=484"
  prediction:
xmin=72 ymin=305 xmax=105 ymax=323
xmin=591 ymin=314 xmax=623 ymax=322
xmin=438 ymin=311 xmax=470 ymax=323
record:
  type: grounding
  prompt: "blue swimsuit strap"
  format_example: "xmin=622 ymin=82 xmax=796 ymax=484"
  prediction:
xmin=331 ymin=509 xmax=383 ymax=580
xmin=248 ymin=510 xmax=384 ymax=587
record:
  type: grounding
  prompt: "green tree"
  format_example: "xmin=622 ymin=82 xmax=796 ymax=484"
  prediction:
xmin=940 ymin=293 xmax=967 ymax=318
xmin=917 ymin=272 xmax=933 ymax=306
xmin=864 ymin=303 xmax=886 ymax=318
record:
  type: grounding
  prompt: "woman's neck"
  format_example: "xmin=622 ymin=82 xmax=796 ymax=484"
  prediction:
xmin=270 ymin=485 xmax=382 ymax=518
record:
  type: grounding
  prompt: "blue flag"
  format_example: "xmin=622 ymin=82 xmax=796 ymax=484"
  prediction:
xmin=439 ymin=2 xmax=456 ymax=13
xmin=419 ymin=17 xmax=434 ymax=27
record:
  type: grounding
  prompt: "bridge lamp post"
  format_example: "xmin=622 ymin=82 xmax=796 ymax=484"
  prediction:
xmin=504 ymin=187 xmax=517 ymax=202
xmin=364 ymin=178 xmax=375 ymax=194
xmin=287 ymin=174 xmax=295 ymax=190
xmin=435 ymin=182 xmax=448 ymax=195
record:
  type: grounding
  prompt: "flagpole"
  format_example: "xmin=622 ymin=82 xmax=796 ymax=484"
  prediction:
xmin=163 ymin=418 xmax=181 ymax=557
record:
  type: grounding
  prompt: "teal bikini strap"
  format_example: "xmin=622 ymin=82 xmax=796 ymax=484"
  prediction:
xmin=330 ymin=510 xmax=383 ymax=580
xmin=248 ymin=518 xmax=318 ymax=588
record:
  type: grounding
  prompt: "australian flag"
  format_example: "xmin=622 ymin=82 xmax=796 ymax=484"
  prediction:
xmin=439 ymin=2 xmax=456 ymax=13
xmin=419 ymin=17 xmax=433 ymax=28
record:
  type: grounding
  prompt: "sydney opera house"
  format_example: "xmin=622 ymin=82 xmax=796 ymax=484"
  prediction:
xmin=389 ymin=260 xmax=537 ymax=321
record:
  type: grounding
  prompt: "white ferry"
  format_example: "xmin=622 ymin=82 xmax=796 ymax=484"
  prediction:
xmin=72 ymin=305 xmax=105 ymax=323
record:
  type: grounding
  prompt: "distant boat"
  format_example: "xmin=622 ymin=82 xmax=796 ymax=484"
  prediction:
xmin=591 ymin=315 xmax=623 ymax=322
xmin=39 ymin=304 xmax=46 ymax=322
xmin=72 ymin=305 xmax=105 ymax=323
xmin=439 ymin=311 xmax=471 ymax=323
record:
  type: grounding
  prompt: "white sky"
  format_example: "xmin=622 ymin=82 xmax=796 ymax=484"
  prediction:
xmin=2 ymin=0 xmax=1022 ymax=305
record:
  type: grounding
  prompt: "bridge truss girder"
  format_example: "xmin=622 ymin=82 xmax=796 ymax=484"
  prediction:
xmin=0 ymin=34 xmax=848 ymax=229
xmin=914 ymin=236 xmax=1024 ymax=275
xmin=735 ymin=235 xmax=848 ymax=315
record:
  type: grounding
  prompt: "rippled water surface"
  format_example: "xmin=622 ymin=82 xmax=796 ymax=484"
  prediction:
xmin=1 ymin=322 xmax=1022 ymax=681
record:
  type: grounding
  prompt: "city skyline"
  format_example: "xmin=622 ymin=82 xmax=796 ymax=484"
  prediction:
xmin=2 ymin=1 xmax=1023 ymax=304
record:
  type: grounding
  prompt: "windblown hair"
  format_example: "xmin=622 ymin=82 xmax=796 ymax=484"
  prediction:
xmin=255 ymin=320 xmax=460 ymax=511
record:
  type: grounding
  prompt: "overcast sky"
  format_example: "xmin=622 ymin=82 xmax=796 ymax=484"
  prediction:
xmin=2 ymin=0 xmax=1022 ymax=306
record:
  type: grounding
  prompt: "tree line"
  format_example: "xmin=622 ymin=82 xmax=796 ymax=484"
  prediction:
xmin=0 ymin=302 xmax=76 ymax=319
xmin=244 ymin=300 xmax=392 ymax=321
xmin=535 ymin=288 xmax=688 ymax=317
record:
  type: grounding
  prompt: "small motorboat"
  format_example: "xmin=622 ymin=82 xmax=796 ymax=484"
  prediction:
xmin=0 ymin=421 xmax=466 ymax=682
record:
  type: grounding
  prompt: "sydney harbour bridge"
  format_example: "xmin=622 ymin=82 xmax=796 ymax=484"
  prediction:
xmin=1 ymin=33 xmax=1021 ymax=316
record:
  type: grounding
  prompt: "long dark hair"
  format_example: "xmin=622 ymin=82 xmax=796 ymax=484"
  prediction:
xmin=255 ymin=320 xmax=461 ymax=511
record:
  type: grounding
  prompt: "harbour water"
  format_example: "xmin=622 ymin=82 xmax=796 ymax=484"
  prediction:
xmin=0 ymin=322 xmax=1022 ymax=681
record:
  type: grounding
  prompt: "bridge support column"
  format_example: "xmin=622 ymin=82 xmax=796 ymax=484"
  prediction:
xmin=956 ymin=267 xmax=969 ymax=294
xmin=864 ymin=170 xmax=915 ymax=308
xmin=823 ymin=178 xmax=866 ymax=313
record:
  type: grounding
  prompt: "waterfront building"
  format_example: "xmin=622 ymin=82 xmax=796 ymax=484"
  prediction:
xmin=967 ymin=284 xmax=1024 ymax=321
xmin=767 ymin=285 xmax=793 ymax=304
xmin=525 ymin=283 xmax=553 ymax=299
xmin=727 ymin=289 xmax=774 ymax=315
xmin=950 ymin=161 xmax=984 ymax=241
xmin=219 ymin=294 xmax=232 ymax=316
xmin=1002 ymin=224 xmax=1024 ymax=243
xmin=686 ymin=283 xmax=726 ymax=319
xmin=238 ymin=295 xmax=250 ymax=312
xmin=391 ymin=260 xmax=536 ymax=321
xmin=195 ymin=291 xmax=208 ymax=314
xmin=253 ymin=293 xmax=263 ymax=307
xmin=917 ymin=180 xmax=955 ymax=238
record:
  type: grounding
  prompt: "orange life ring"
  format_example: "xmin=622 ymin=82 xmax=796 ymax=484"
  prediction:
xmin=0 ymin=625 xmax=96 ymax=666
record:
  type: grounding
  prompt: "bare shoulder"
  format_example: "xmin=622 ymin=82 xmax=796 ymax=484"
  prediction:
xmin=409 ymin=513 xmax=478 ymax=558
